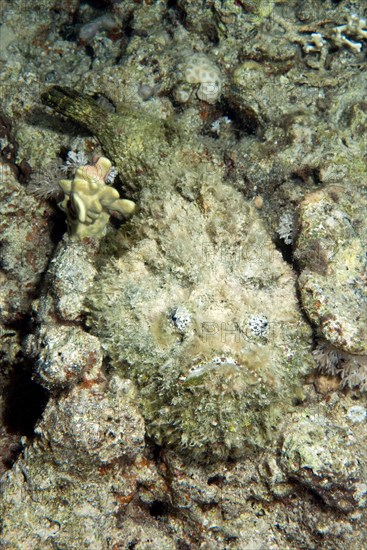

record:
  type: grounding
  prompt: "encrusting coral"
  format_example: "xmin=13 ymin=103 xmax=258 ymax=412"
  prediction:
xmin=59 ymin=156 xmax=135 ymax=239
xmin=176 ymin=52 xmax=222 ymax=104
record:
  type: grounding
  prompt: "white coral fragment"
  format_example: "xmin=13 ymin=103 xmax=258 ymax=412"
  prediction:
xmin=277 ymin=211 xmax=294 ymax=245
xmin=61 ymin=150 xmax=89 ymax=173
xmin=333 ymin=13 xmax=367 ymax=52
xmin=304 ymin=33 xmax=326 ymax=53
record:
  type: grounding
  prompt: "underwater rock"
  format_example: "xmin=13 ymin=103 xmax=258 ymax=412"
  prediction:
xmin=42 ymin=86 xmax=176 ymax=187
xmin=23 ymin=237 xmax=101 ymax=391
xmin=46 ymin=237 xmax=98 ymax=321
xmin=0 ymin=173 xmax=55 ymax=323
xmin=280 ymin=414 xmax=367 ymax=512
xmin=295 ymin=185 xmax=367 ymax=355
xmin=22 ymin=236 xmax=102 ymax=392
xmin=0 ymin=376 xmax=147 ymax=549
xmin=26 ymin=324 xmax=103 ymax=391
xmin=38 ymin=375 xmax=145 ymax=466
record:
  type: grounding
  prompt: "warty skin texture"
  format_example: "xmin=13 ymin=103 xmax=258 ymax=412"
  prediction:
xmin=43 ymin=86 xmax=313 ymax=462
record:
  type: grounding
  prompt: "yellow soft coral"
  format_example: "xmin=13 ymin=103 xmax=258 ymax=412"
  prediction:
xmin=59 ymin=156 xmax=135 ymax=239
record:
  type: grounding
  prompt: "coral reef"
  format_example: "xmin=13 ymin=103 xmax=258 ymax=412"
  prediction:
xmin=36 ymin=82 xmax=314 ymax=462
xmin=0 ymin=165 xmax=56 ymax=497
xmin=1 ymin=0 xmax=367 ymax=547
xmin=62 ymin=99 xmax=312 ymax=460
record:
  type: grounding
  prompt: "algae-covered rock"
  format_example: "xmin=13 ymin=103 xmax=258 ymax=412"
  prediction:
xmin=26 ymin=324 xmax=103 ymax=391
xmin=295 ymin=185 xmax=367 ymax=355
xmin=39 ymin=376 xmax=145 ymax=467
xmin=42 ymin=86 xmax=176 ymax=187
xmin=0 ymin=376 xmax=146 ymax=549
xmin=46 ymin=238 xmax=98 ymax=321
xmin=0 ymin=173 xmax=55 ymax=323
xmin=22 ymin=237 xmax=102 ymax=392
xmin=280 ymin=413 xmax=367 ymax=512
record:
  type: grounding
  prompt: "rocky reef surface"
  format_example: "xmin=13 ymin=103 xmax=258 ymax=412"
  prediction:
xmin=1 ymin=0 xmax=367 ymax=548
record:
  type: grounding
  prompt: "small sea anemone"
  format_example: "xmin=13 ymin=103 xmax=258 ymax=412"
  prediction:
xmin=27 ymin=161 xmax=64 ymax=201
xmin=313 ymin=340 xmax=367 ymax=392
